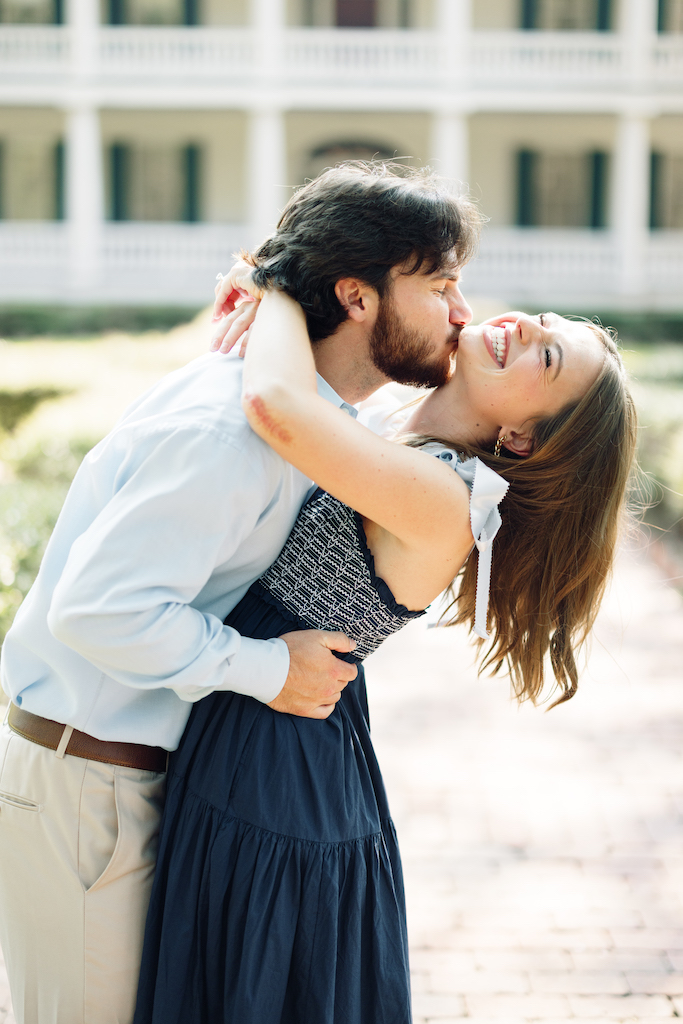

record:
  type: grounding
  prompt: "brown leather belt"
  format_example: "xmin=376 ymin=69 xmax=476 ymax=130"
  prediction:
xmin=7 ymin=704 xmax=168 ymax=773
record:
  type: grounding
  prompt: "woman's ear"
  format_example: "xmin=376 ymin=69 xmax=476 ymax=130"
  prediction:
xmin=334 ymin=278 xmax=377 ymax=323
xmin=501 ymin=428 xmax=534 ymax=458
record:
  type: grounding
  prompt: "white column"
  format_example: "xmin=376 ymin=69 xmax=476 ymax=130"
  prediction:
xmin=433 ymin=0 xmax=470 ymax=188
xmin=612 ymin=113 xmax=651 ymax=299
xmin=247 ymin=107 xmax=287 ymax=246
xmin=621 ymin=0 xmax=658 ymax=82
xmin=430 ymin=112 xmax=469 ymax=189
xmin=66 ymin=0 xmax=101 ymax=293
xmin=248 ymin=0 xmax=287 ymax=246
xmin=66 ymin=106 xmax=104 ymax=293
xmin=436 ymin=0 xmax=471 ymax=78
xmin=435 ymin=0 xmax=471 ymax=36
xmin=252 ymin=0 xmax=285 ymax=76
xmin=68 ymin=0 xmax=98 ymax=79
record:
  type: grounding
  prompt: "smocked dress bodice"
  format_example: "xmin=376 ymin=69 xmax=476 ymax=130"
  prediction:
xmin=253 ymin=488 xmax=424 ymax=661
xmin=254 ymin=444 xmax=509 ymax=646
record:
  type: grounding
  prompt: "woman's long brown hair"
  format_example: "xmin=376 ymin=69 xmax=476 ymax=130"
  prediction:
xmin=408 ymin=326 xmax=638 ymax=708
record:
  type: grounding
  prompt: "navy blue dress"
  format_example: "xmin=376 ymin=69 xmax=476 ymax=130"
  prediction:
xmin=134 ymin=490 xmax=425 ymax=1024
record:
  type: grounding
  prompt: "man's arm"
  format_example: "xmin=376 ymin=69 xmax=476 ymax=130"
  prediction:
xmin=48 ymin=425 xmax=355 ymax=716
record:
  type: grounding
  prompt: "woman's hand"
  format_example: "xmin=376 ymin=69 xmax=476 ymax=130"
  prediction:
xmin=210 ymin=298 xmax=259 ymax=355
xmin=210 ymin=259 xmax=266 ymax=354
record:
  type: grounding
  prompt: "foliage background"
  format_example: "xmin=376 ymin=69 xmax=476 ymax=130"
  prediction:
xmin=0 ymin=316 xmax=207 ymax=645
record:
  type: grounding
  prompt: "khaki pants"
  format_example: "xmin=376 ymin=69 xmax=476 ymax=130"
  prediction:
xmin=0 ymin=721 xmax=166 ymax=1024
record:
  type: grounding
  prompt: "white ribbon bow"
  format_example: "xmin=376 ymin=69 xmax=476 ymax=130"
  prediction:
xmin=428 ymin=447 xmax=510 ymax=640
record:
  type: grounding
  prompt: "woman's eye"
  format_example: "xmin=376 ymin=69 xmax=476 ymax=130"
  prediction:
xmin=539 ymin=313 xmax=546 ymax=326
xmin=544 ymin=347 xmax=552 ymax=369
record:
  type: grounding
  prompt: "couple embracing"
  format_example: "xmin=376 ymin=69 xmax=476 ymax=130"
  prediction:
xmin=0 ymin=162 xmax=636 ymax=1024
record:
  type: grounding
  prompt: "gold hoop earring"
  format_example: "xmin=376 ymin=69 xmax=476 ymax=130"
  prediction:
xmin=494 ymin=435 xmax=507 ymax=458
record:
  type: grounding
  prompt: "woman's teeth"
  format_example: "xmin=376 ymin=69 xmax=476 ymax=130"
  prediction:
xmin=491 ymin=326 xmax=506 ymax=367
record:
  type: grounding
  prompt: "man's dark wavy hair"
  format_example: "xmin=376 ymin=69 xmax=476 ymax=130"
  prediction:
xmin=243 ymin=161 xmax=484 ymax=342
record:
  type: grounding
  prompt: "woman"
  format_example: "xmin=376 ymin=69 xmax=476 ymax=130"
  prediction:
xmin=134 ymin=272 xmax=636 ymax=1024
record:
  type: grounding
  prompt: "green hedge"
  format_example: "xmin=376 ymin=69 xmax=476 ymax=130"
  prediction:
xmin=0 ymin=305 xmax=203 ymax=339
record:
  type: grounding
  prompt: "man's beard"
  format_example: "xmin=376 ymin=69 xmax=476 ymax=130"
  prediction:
xmin=369 ymin=297 xmax=455 ymax=389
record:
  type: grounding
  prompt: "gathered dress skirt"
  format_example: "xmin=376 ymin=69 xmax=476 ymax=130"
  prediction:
xmin=133 ymin=583 xmax=412 ymax=1024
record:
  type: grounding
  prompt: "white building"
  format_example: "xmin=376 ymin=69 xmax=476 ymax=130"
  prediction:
xmin=1 ymin=0 xmax=682 ymax=309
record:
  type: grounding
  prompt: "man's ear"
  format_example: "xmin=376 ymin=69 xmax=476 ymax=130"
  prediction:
xmin=334 ymin=278 xmax=377 ymax=323
xmin=501 ymin=428 xmax=534 ymax=458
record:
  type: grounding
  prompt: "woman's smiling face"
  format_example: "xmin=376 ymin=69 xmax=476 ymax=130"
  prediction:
xmin=452 ymin=311 xmax=606 ymax=437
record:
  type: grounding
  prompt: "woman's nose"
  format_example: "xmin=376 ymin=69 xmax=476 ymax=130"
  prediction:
xmin=515 ymin=314 xmax=538 ymax=345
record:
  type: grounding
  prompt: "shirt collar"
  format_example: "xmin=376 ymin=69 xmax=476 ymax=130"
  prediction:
xmin=316 ymin=373 xmax=358 ymax=420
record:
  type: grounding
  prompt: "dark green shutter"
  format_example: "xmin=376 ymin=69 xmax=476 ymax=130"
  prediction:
xmin=521 ymin=0 xmax=537 ymax=30
xmin=517 ymin=150 xmax=536 ymax=227
xmin=589 ymin=151 xmax=607 ymax=229
xmin=54 ymin=141 xmax=65 ymax=221
xmin=596 ymin=0 xmax=611 ymax=30
xmin=183 ymin=0 xmax=199 ymax=25
xmin=183 ymin=145 xmax=200 ymax=222
xmin=658 ymin=0 xmax=668 ymax=33
xmin=108 ymin=0 xmax=125 ymax=25
xmin=110 ymin=144 xmax=129 ymax=221
xmin=650 ymin=152 xmax=663 ymax=229
xmin=53 ymin=0 xmax=64 ymax=24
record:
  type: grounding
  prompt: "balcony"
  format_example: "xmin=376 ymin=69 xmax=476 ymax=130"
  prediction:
xmin=0 ymin=222 xmax=680 ymax=308
xmin=0 ymin=223 xmax=250 ymax=303
xmin=1 ymin=26 xmax=682 ymax=98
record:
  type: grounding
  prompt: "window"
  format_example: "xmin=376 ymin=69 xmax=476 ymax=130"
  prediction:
xmin=106 ymin=0 xmax=197 ymax=26
xmin=336 ymin=0 xmax=376 ymax=28
xmin=108 ymin=143 xmax=202 ymax=222
xmin=516 ymin=149 xmax=609 ymax=228
xmin=305 ymin=140 xmax=395 ymax=183
xmin=650 ymin=153 xmax=683 ymax=228
xmin=658 ymin=0 xmax=683 ymax=32
xmin=0 ymin=139 xmax=64 ymax=220
xmin=0 ymin=0 xmax=61 ymax=23
xmin=521 ymin=0 xmax=612 ymax=31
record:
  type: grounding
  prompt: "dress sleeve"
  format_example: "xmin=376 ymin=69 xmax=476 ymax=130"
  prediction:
xmin=425 ymin=445 xmax=510 ymax=641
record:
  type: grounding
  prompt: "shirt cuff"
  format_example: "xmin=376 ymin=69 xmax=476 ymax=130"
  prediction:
xmin=218 ymin=635 xmax=290 ymax=704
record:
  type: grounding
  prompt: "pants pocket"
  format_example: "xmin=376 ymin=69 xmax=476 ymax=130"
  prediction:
xmin=0 ymin=790 xmax=41 ymax=812
xmin=79 ymin=761 xmax=120 ymax=892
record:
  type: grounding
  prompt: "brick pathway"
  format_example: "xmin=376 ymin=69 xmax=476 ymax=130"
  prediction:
xmin=370 ymin=540 xmax=683 ymax=1023
xmin=0 ymin=540 xmax=680 ymax=1023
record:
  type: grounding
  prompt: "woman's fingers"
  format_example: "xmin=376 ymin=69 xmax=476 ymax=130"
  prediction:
xmin=212 ymin=260 xmax=266 ymax=321
xmin=210 ymin=299 xmax=259 ymax=353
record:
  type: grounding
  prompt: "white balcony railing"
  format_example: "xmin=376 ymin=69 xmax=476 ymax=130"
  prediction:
xmin=283 ymin=29 xmax=441 ymax=86
xmin=467 ymin=32 xmax=624 ymax=88
xmin=0 ymin=223 xmax=250 ymax=303
xmin=0 ymin=223 xmax=680 ymax=307
xmin=0 ymin=25 xmax=70 ymax=75
xmin=98 ymin=27 xmax=254 ymax=80
xmin=463 ymin=229 xmax=621 ymax=302
xmin=1 ymin=26 xmax=683 ymax=92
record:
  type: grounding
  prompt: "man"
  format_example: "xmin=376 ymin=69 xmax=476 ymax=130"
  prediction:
xmin=0 ymin=162 xmax=479 ymax=1024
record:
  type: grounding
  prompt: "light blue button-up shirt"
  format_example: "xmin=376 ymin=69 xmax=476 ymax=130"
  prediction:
xmin=0 ymin=352 xmax=355 ymax=751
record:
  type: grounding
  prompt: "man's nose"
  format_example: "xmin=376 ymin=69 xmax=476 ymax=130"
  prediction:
xmin=449 ymin=289 xmax=473 ymax=327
